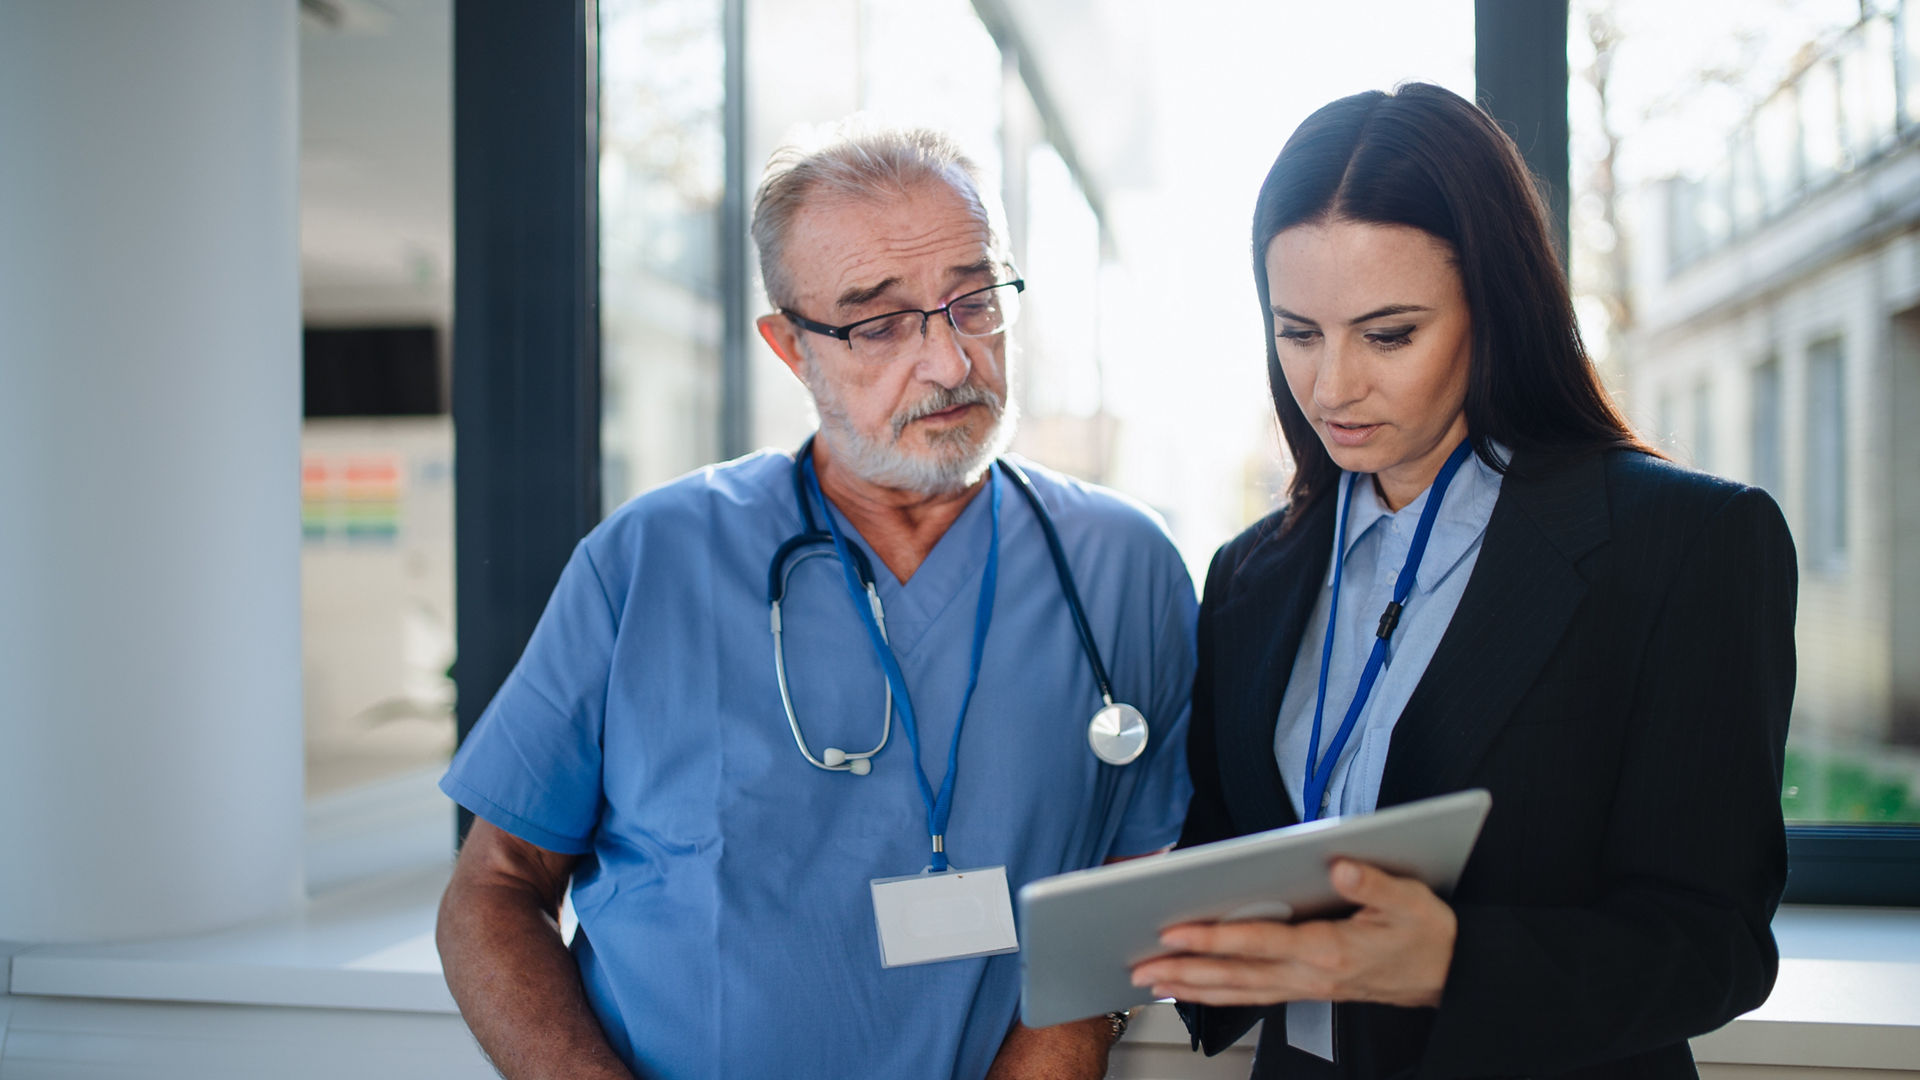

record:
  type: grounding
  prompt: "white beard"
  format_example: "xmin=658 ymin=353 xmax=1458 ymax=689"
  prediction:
xmin=803 ymin=357 xmax=1020 ymax=496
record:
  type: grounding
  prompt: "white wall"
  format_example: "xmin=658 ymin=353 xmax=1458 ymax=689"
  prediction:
xmin=0 ymin=0 xmax=305 ymax=943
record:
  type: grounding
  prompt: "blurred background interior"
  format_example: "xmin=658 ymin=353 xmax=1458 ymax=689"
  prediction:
xmin=4 ymin=1 xmax=1920 ymax=1076
xmin=303 ymin=0 xmax=1920 ymax=824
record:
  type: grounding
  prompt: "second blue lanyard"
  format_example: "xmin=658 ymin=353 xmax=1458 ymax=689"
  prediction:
xmin=1304 ymin=439 xmax=1475 ymax=822
xmin=803 ymin=458 xmax=1000 ymax=872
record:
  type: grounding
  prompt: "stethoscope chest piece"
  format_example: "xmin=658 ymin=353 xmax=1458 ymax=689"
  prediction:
xmin=1088 ymin=702 xmax=1149 ymax=766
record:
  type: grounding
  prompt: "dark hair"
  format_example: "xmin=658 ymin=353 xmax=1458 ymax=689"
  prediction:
xmin=1253 ymin=82 xmax=1656 ymax=512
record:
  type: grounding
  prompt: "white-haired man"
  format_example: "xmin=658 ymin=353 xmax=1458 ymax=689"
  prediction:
xmin=436 ymin=124 xmax=1196 ymax=1080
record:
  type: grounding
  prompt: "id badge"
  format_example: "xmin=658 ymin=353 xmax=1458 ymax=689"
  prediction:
xmin=1286 ymin=1000 xmax=1336 ymax=1062
xmin=870 ymin=865 xmax=1020 ymax=968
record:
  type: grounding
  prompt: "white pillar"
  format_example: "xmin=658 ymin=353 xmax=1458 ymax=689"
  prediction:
xmin=0 ymin=1 xmax=304 ymax=942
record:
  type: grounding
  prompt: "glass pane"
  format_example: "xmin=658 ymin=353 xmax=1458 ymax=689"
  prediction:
xmin=1690 ymin=379 xmax=1715 ymax=472
xmin=1750 ymin=357 xmax=1783 ymax=496
xmin=1576 ymin=1 xmax=1917 ymax=824
xmin=299 ymin=0 xmax=456 ymax=799
xmin=1839 ymin=17 xmax=1898 ymax=160
xmin=1800 ymin=59 xmax=1843 ymax=186
xmin=599 ymin=0 xmax=726 ymax=510
xmin=1753 ymin=90 xmax=1802 ymax=214
xmin=1804 ymin=336 xmax=1848 ymax=571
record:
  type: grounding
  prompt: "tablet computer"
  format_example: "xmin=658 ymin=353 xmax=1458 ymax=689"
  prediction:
xmin=1017 ymin=788 xmax=1492 ymax=1028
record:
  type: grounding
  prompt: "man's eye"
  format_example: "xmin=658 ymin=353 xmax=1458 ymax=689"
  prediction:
xmin=853 ymin=317 xmax=911 ymax=343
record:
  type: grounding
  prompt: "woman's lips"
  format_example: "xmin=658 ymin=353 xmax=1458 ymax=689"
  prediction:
xmin=1324 ymin=420 xmax=1383 ymax=447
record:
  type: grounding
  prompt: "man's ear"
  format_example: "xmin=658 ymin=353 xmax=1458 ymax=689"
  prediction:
xmin=757 ymin=314 xmax=809 ymax=382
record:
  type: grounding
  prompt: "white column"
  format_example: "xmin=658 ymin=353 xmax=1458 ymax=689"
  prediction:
xmin=0 ymin=0 xmax=304 ymax=942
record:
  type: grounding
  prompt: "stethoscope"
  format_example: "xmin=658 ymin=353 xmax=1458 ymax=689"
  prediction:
xmin=768 ymin=438 xmax=1149 ymax=775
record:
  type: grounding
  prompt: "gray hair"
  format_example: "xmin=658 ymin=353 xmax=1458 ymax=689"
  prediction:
xmin=750 ymin=121 xmax=1004 ymax=310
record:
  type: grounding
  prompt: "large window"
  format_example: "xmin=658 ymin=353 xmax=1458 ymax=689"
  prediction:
xmin=484 ymin=0 xmax=1914 ymax=901
xmin=1572 ymin=0 xmax=1920 ymax=850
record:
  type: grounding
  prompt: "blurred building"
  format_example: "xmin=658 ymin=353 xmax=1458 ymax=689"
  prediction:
xmin=1622 ymin=6 xmax=1920 ymax=820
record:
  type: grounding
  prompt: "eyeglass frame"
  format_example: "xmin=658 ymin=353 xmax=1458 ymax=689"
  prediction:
xmin=779 ymin=278 xmax=1026 ymax=348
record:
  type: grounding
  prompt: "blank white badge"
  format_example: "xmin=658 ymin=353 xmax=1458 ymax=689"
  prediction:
xmin=870 ymin=866 xmax=1020 ymax=968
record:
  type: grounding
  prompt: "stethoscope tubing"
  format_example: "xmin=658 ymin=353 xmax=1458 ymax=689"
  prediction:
xmin=770 ymin=545 xmax=892 ymax=771
xmin=996 ymin=458 xmax=1117 ymax=707
xmin=769 ymin=438 xmax=1131 ymax=773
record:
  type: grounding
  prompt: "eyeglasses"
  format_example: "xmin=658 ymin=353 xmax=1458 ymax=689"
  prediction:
xmin=782 ymin=279 xmax=1025 ymax=361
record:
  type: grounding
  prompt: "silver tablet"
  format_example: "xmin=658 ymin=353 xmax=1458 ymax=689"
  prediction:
xmin=1017 ymin=788 xmax=1492 ymax=1028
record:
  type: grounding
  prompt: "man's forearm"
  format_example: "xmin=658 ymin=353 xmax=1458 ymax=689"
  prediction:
xmin=983 ymin=1016 xmax=1117 ymax=1080
xmin=437 ymin=880 xmax=635 ymax=1080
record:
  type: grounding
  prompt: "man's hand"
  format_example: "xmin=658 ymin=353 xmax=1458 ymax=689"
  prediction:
xmin=983 ymin=1016 xmax=1119 ymax=1080
xmin=1127 ymin=859 xmax=1456 ymax=1008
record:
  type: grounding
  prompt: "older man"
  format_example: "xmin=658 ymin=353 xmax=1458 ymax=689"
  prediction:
xmin=435 ymin=124 xmax=1196 ymax=1080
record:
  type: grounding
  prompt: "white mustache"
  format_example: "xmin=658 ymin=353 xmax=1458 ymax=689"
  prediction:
xmin=890 ymin=383 xmax=1001 ymax=439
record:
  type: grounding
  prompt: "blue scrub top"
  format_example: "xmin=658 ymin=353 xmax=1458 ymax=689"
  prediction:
xmin=441 ymin=449 xmax=1197 ymax=1080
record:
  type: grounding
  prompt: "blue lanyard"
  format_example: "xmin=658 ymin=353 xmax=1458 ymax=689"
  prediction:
xmin=801 ymin=458 xmax=1000 ymax=872
xmin=1304 ymin=439 xmax=1475 ymax=822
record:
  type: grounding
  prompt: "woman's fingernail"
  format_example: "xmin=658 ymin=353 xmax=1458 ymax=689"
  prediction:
xmin=1333 ymin=861 xmax=1361 ymax=889
xmin=1161 ymin=930 xmax=1190 ymax=949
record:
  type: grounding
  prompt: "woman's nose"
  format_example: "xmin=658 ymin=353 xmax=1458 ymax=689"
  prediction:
xmin=1313 ymin=340 xmax=1365 ymax=411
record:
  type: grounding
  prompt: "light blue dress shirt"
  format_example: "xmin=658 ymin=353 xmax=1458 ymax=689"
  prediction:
xmin=441 ymin=449 xmax=1196 ymax=1080
xmin=1273 ymin=446 xmax=1504 ymax=1059
xmin=1273 ymin=446 xmax=1506 ymax=820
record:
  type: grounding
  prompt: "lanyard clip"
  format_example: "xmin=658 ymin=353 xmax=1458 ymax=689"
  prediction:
xmin=1375 ymin=600 xmax=1404 ymax=642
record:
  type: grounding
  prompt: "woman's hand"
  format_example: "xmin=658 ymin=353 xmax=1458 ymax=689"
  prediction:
xmin=1129 ymin=859 xmax=1457 ymax=1009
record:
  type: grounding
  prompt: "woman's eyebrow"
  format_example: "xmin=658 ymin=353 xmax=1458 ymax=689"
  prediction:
xmin=1271 ymin=303 xmax=1432 ymax=324
xmin=1348 ymin=303 xmax=1431 ymax=324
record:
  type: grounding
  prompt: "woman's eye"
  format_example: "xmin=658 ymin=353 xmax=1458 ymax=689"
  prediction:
xmin=1367 ymin=328 xmax=1414 ymax=349
xmin=1277 ymin=327 xmax=1319 ymax=345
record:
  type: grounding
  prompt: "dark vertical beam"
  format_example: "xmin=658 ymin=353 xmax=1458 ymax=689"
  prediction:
xmin=720 ymin=0 xmax=751 ymax=458
xmin=452 ymin=0 xmax=601 ymax=840
xmin=1476 ymin=0 xmax=1571 ymax=265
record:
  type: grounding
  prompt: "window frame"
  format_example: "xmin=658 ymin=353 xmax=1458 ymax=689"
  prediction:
xmin=451 ymin=0 xmax=604 ymax=843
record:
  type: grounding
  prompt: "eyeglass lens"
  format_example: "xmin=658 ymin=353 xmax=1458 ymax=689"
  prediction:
xmin=848 ymin=283 xmax=1019 ymax=357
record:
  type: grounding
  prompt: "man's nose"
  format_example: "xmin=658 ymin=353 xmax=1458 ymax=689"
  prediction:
xmin=910 ymin=313 xmax=973 ymax=388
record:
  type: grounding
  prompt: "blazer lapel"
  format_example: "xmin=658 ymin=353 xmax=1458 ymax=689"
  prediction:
xmin=1207 ymin=493 xmax=1337 ymax=833
xmin=1379 ymin=450 xmax=1612 ymax=805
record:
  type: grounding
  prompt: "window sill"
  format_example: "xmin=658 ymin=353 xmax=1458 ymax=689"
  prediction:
xmin=8 ymin=864 xmax=457 ymax=1015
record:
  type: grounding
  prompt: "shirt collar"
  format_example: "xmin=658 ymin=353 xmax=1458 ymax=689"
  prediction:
xmin=1324 ymin=441 xmax=1508 ymax=591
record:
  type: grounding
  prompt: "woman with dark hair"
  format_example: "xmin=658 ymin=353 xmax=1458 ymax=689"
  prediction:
xmin=1128 ymin=83 xmax=1797 ymax=1077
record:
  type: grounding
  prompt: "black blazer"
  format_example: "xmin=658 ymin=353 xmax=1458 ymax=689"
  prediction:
xmin=1178 ymin=449 xmax=1797 ymax=1079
